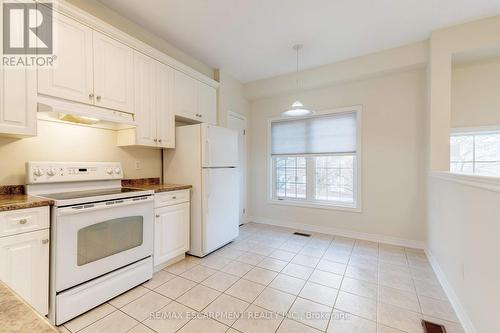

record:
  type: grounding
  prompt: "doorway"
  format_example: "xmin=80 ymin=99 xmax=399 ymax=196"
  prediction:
xmin=227 ymin=111 xmax=247 ymax=225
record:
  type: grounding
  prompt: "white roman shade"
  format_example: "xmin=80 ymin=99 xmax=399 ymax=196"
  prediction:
xmin=271 ymin=112 xmax=357 ymax=155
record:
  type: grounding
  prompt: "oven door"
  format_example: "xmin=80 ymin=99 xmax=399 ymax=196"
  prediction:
xmin=54 ymin=196 xmax=154 ymax=292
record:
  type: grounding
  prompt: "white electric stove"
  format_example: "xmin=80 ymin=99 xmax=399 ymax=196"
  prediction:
xmin=26 ymin=162 xmax=154 ymax=325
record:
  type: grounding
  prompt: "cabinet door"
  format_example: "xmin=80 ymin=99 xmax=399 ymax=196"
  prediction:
xmin=0 ymin=229 xmax=50 ymax=315
xmin=0 ymin=1 xmax=37 ymax=137
xmin=154 ymin=203 xmax=190 ymax=267
xmin=197 ymin=82 xmax=217 ymax=125
xmin=93 ymin=31 xmax=134 ymax=113
xmin=37 ymin=13 xmax=94 ymax=105
xmin=156 ymin=63 xmax=175 ymax=148
xmin=173 ymin=71 xmax=197 ymax=120
xmin=133 ymin=51 xmax=157 ymax=146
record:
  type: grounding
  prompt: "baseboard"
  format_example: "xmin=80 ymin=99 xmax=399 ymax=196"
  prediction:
xmin=249 ymin=216 xmax=425 ymax=249
xmin=425 ymin=249 xmax=477 ymax=333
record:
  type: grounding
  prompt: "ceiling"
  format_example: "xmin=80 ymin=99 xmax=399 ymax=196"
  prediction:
xmin=98 ymin=0 xmax=500 ymax=83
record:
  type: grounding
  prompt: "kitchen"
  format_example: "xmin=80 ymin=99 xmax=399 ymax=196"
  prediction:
xmin=2 ymin=1 xmax=500 ymax=333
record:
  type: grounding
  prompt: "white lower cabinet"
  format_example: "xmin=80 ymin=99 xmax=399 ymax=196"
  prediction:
xmin=0 ymin=208 xmax=50 ymax=316
xmin=154 ymin=191 xmax=190 ymax=268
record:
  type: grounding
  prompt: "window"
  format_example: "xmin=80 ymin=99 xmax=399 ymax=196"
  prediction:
xmin=451 ymin=131 xmax=500 ymax=177
xmin=270 ymin=109 xmax=360 ymax=209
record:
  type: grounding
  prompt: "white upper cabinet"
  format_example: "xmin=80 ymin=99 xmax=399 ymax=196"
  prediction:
xmin=37 ymin=13 xmax=94 ymax=105
xmin=0 ymin=0 xmax=37 ymax=137
xmin=156 ymin=63 xmax=175 ymax=148
xmin=93 ymin=31 xmax=134 ymax=113
xmin=173 ymin=70 xmax=217 ymax=124
xmin=117 ymin=52 xmax=175 ymax=148
xmin=133 ymin=52 xmax=157 ymax=146
xmin=37 ymin=14 xmax=134 ymax=114
xmin=174 ymin=70 xmax=198 ymax=120
xmin=197 ymin=81 xmax=217 ymax=125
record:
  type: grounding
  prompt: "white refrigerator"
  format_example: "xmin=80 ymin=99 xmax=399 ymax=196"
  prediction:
xmin=163 ymin=123 xmax=240 ymax=257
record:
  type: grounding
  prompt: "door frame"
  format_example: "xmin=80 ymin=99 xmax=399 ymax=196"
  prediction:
xmin=227 ymin=111 xmax=248 ymax=225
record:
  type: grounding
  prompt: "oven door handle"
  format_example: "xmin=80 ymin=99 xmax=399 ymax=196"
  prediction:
xmin=57 ymin=196 xmax=154 ymax=216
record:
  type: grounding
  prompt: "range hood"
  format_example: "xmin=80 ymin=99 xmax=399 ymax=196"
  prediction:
xmin=37 ymin=95 xmax=136 ymax=130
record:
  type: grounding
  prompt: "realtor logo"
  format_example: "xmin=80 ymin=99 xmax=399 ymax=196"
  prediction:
xmin=3 ymin=2 xmax=53 ymax=54
xmin=2 ymin=1 xmax=55 ymax=67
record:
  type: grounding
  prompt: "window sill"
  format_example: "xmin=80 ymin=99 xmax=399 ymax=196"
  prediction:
xmin=268 ymin=199 xmax=362 ymax=213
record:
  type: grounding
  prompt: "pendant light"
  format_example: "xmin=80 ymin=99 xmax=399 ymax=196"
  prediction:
xmin=282 ymin=44 xmax=314 ymax=117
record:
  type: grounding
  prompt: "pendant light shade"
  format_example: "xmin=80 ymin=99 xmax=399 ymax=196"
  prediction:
xmin=282 ymin=44 xmax=314 ymax=117
xmin=282 ymin=101 xmax=313 ymax=117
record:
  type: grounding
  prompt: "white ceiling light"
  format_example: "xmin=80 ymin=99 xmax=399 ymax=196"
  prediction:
xmin=282 ymin=44 xmax=314 ymax=117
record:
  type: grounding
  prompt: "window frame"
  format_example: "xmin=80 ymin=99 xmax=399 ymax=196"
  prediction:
xmin=267 ymin=105 xmax=362 ymax=212
xmin=450 ymin=126 xmax=500 ymax=177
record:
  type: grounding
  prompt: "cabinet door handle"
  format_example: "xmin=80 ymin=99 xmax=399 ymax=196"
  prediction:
xmin=154 ymin=139 xmax=158 ymax=142
xmin=172 ymin=196 xmax=177 ymax=200
xmin=42 ymin=239 xmax=49 ymax=244
xmin=89 ymin=93 xmax=94 ymax=99
xmin=19 ymin=219 xmax=28 ymax=225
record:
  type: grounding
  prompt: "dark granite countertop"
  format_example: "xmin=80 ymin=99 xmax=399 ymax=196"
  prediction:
xmin=0 ymin=282 xmax=57 ymax=333
xmin=0 ymin=186 xmax=53 ymax=212
xmin=122 ymin=178 xmax=192 ymax=194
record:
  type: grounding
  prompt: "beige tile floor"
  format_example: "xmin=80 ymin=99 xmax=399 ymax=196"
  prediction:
xmin=58 ymin=223 xmax=465 ymax=333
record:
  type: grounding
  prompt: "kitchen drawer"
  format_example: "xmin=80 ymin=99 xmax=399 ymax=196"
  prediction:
xmin=155 ymin=190 xmax=190 ymax=208
xmin=0 ymin=207 xmax=49 ymax=238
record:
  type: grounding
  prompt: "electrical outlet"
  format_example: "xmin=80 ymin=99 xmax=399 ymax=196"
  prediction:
xmin=135 ymin=160 xmax=141 ymax=170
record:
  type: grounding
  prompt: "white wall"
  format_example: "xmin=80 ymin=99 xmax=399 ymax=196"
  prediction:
xmin=427 ymin=175 xmax=500 ymax=333
xmin=216 ymin=70 xmax=250 ymax=126
xmin=0 ymin=121 xmax=161 ymax=185
xmin=248 ymin=68 xmax=427 ymax=244
xmin=451 ymin=58 xmax=500 ymax=128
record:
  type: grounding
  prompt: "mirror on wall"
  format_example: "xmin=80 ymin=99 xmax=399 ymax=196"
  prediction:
xmin=450 ymin=46 xmax=500 ymax=177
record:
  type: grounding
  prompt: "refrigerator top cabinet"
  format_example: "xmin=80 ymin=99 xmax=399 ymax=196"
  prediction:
xmin=201 ymin=124 xmax=239 ymax=168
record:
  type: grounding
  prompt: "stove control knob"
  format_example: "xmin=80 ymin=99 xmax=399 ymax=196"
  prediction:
xmin=47 ymin=168 xmax=56 ymax=177
xmin=34 ymin=168 xmax=45 ymax=177
xmin=106 ymin=167 xmax=113 ymax=175
xmin=114 ymin=167 xmax=121 ymax=174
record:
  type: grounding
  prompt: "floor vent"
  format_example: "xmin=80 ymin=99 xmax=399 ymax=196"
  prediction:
xmin=422 ymin=320 xmax=447 ymax=333
xmin=293 ymin=232 xmax=311 ymax=237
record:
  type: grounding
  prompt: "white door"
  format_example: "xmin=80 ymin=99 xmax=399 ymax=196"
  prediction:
xmin=37 ymin=13 xmax=94 ymax=105
xmin=156 ymin=63 xmax=175 ymax=148
xmin=0 ymin=229 xmax=50 ymax=315
xmin=133 ymin=51 xmax=157 ymax=146
xmin=227 ymin=113 xmax=247 ymax=225
xmin=173 ymin=71 xmax=197 ymax=120
xmin=154 ymin=203 xmax=190 ymax=266
xmin=202 ymin=168 xmax=239 ymax=254
xmin=201 ymin=124 xmax=239 ymax=167
xmin=197 ymin=81 xmax=217 ymax=125
xmin=93 ymin=31 xmax=134 ymax=113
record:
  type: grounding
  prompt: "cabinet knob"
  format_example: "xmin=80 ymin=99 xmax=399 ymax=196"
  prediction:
xmin=96 ymin=95 xmax=101 ymax=101
xmin=42 ymin=239 xmax=49 ymax=244
xmin=89 ymin=93 xmax=94 ymax=99
xmin=154 ymin=139 xmax=158 ymax=142
xmin=155 ymin=214 xmax=160 ymax=218
xmin=158 ymin=139 xmax=162 ymax=143
xmin=19 ymin=219 xmax=27 ymax=225
xmin=172 ymin=196 xmax=177 ymax=199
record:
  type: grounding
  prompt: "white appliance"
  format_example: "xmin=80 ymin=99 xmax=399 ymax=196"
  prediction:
xmin=26 ymin=162 xmax=154 ymax=325
xmin=163 ymin=124 xmax=239 ymax=257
